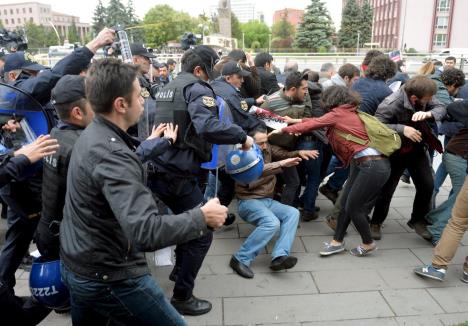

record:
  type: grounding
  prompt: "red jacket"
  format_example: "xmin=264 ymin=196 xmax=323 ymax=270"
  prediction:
xmin=282 ymin=104 xmax=369 ymax=167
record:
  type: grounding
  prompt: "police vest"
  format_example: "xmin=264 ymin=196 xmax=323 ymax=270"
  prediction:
xmin=41 ymin=127 xmax=82 ymax=223
xmin=154 ymin=73 xmax=212 ymax=162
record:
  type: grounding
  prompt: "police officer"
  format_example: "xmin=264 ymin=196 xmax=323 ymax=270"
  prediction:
xmin=210 ymin=61 xmax=266 ymax=208
xmin=0 ymin=28 xmax=115 ymax=291
xmin=35 ymin=75 xmax=94 ymax=261
xmin=152 ymin=45 xmax=253 ymax=316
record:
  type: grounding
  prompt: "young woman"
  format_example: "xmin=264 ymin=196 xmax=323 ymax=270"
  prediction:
xmin=271 ymin=86 xmax=391 ymax=256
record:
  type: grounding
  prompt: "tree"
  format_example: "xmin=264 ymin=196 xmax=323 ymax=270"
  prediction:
xmin=231 ymin=13 xmax=242 ymax=41
xmin=92 ymin=0 xmax=107 ymax=34
xmin=338 ymin=0 xmax=361 ymax=48
xmin=24 ymin=23 xmax=58 ymax=48
xmin=271 ymin=9 xmax=295 ymax=49
xmin=360 ymin=0 xmax=373 ymax=46
xmin=106 ymin=0 xmax=129 ymax=27
xmin=143 ymin=5 xmax=197 ymax=48
xmin=294 ymin=0 xmax=334 ymax=51
xmin=67 ymin=22 xmax=80 ymax=43
xmin=240 ymin=20 xmax=270 ymax=49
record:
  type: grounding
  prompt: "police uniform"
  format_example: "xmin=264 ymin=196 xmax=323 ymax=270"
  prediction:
xmin=151 ymin=46 xmax=247 ymax=312
xmin=36 ymin=76 xmax=86 ymax=261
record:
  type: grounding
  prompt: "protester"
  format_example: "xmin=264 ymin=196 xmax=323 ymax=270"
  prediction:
xmin=254 ymin=52 xmax=280 ymax=95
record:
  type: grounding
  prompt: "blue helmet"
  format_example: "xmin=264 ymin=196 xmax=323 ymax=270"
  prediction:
xmin=225 ymin=144 xmax=264 ymax=184
xmin=29 ymin=259 xmax=70 ymax=309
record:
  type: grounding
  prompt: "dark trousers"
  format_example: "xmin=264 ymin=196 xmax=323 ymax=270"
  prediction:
xmin=216 ymin=168 xmax=236 ymax=207
xmin=0 ymin=206 xmax=38 ymax=289
xmin=371 ymin=146 xmax=434 ymax=225
xmin=279 ymin=166 xmax=300 ymax=206
xmin=0 ymin=280 xmax=51 ymax=326
xmin=297 ymin=139 xmax=324 ymax=213
xmin=335 ymin=159 xmax=391 ymax=244
xmin=61 ymin=264 xmax=185 ymax=326
xmin=150 ymin=176 xmax=212 ymax=300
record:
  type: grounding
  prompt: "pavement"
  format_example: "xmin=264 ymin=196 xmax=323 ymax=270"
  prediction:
xmin=4 ymin=177 xmax=468 ymax=326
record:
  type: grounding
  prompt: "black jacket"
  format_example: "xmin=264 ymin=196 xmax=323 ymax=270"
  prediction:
xmin=211 ymin=77 xmax=265 ymax=133
xmin=60 ymin=116 xmax=209 ymax=282
xmin=257 ymin=67 xmax=280 ymax=96
xmin=0 ymin=154 xmax=30 ymax=188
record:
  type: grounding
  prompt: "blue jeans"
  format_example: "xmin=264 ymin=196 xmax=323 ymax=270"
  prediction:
xmin=427 ymin=152 xmax=468 ymax=243
xmin=325 ymin=156 xmax=349 ymax=191
xmin=297 ymin=139 xmax=323 ymax=212
xmin=61 ymin=263 xmax=186 ymax=326
xmin=235 ymin=198 xmax=299 ymax=265
xmin=432 ymin=136 xmax=453 ymax=208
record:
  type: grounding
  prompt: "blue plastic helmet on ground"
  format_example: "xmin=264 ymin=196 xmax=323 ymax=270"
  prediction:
xmin=225 ymin=143 xmax=264 ymax=184
xmin=29 ymin=258 xmax=70 ymax=309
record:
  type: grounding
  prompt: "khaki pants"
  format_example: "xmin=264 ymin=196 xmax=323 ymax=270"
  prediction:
xmin=432 ymin=176 xmax=468 ymax=272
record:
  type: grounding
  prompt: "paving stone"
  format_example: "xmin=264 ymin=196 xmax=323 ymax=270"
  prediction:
xmin=428 ymin=287 xmax=468 ymax=313
xmin=193 ymin=272 xmax=317 ymax=298
xmin=213 ymin=224 xmax=239 ymax=239
xmin=410 ymin=246 xmax=468 ymax=266
xmin=437 ymin=312 xmax=468 ymax=326
xmin=302 ymin=317 xmax=398 ymax=326
xmin=223 ymin=292 xmax=394 ymax=324
xmin=38 ymin=313 xmax=72 ymax=326
xmin=265 ymin=236 xmax=306 ymax=254
xmin=296 ymin=220 xmax=358 ymax=236
xmin=371 ymin=233 xmax=433 ymax=250
xmin=313 ymin=269 xmax=388 ymax=293
xmin=380 ymin=289 xmax=444 ymax=316
xmin=394 ymin=207 xmax=414 ymax=220
xmin=394 ymin=315 xmax=443 ymax=326
xmin=385 ymin=207 xmax=406 ymax=220
xmin=381 ymin=220 xmax=410 ymax=234
xmin=207 ymin=238 xmax=265 ymax=256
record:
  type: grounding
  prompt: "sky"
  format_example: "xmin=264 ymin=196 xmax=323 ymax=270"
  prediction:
xmin=0 ymin=0 xmax=342 ymax=27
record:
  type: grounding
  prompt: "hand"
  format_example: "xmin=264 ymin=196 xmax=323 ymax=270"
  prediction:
xmin=241 ymin=135 xmax=254 ymax=151
xmin=298 ymin=150 xmax=319 ymax=160
xmin=255 ymin=95 xmax=265 ymax=105
xmin=200 ymin=198 xmax=228 ymax=229
xmin=279 ymin=157 xmax=302 ymax=168
xmin=147 ymin=123 xmax=167 ymax=140
xmin=246 ymin=52 xmax=254 ymax=67
xmin=412 ymin=111 xmax=432 ymax=121
xmin=2 ymin=120 xmax=21 ymax=132
xmin=14 ymin=135 xmax=59 ymax=164
xmin=283 ymin=116 xmax=301 ymax=125
xmin=163 ymin=123 xmax=178 ymax=144
xmin=86 ymin=27 xmax=116 ymax=53
xmin=403 ymin=126 xmax=422 ymax=142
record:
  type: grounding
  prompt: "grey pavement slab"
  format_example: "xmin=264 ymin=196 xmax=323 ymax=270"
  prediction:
xmin=410 ymin=246 xmax=468 ymax=266
xmin=313 ymin=269 xmax=389 ymax=293
xmin=302 ymin=318 xmax=399 ymax=326
xmin=223 ymin=292 xmax=394 ymax=324
xmin=380 ymin=289 xmax=445 ymax=316
xmin=428 ymin=287 xmax=468 ymax=313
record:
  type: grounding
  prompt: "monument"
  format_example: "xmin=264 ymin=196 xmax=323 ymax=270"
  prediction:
xmin=218 ymin=0 xmax=232 ymax=38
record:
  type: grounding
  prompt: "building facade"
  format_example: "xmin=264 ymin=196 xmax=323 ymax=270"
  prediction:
xmin=230 ymin=0 xmax=255 ymax=23
xmin=273 ymin=8 xmax=304 ymax=29
xmin=0 ymin=1 xmax=90 ymax=45
xmin=342 ymin=0 xmax=468 ymax=52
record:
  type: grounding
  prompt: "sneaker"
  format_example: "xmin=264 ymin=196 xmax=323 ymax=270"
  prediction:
xmin=319 ymin=184 xmax=338 ymax=204
xmin=320 ymin=241 xmax=345 ymax=256
xmin=350 ymin=243 xmax=377 ymax=257
xmin=414 ymin=265 xmax=446 ymax=281
xmin=400 ymin=174 xmax=411 ymax=184
xmin=461 ymin=271 xmax=468 ymax=283
xmin=301 ymin=210 xmax=319 ymax=222
xmin=370 ymin=224 xmax=382 ymax=240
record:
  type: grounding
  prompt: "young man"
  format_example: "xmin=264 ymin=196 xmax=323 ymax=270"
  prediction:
xmin=230 ymin=128 xmax=318 ymax=278
xmin=59 ymin=58 xmax=229 ymax=325
xmin=444 ymin=56 xmax=456 ymax=69
xmin=322 ymin=63 xmax=360 ymax=90
xmin=254 ymin=52 xmax=280 ymax=95
xmin=370 ymin=76 xmax=446 ymax=240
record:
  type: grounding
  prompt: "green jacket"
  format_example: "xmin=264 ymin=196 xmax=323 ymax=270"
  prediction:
xmin=430 ymin=74 xmax=452 ymax=106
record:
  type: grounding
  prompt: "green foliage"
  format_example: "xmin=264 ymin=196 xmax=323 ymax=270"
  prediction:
xmin=67 ymin=22 xmax=80 ymax=43
xmin=272 ymin=10 xmax=295 ymax=39
xmin=24 ymin=23 xmax=58 ymax=47
xmin=360 ymin=0 xmax=373 ymax=46
xmin=240 ymin=20 xmax=270 ymax=49
xmin=406 ymin=47 xmax=418 ymax=53
xmin=294 ymin=0 xmax=334 ymax=51
xmin=92 ymin=0 xmax=107 ymax=34
xmin=251 ymin=41 xmax=261 ymax=50
xmin=143 ymin=5 xmax=197 ymax=48
xmin=231 ymin=13 xmax=242 ymax=41
xmin=338 ymin=0 xmax=373 ymax=49
xmin=106 ymin=0 xmax=130 ymax=27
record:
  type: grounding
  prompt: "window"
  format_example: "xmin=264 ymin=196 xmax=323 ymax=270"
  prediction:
xmin=436 ymin=16 xmax=448 ymax=29
xmin=437 ymin=0 xmax=450 ymax=12
xmin=29 ymin=7 xmax=32 ymax=13
xmin=16 ymin=8 xmax=19 ymax=14
xmin=433 ymin=33 xmax=447 ymax=47
xmin=23 ymin=8 xmax=26 ymax=13
xmin=10 ymin=9 xmax=13 ymax=15
xmin=30 ymin=17 xmax=33 ymax=22
xmin=3 ymin=10 xmax=6 ymax=15
xmin=5 ymin=19 xmax=8 ymax=24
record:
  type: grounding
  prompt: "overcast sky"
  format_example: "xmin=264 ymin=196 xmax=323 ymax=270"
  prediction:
xmin=0 ymin=0 xmax=342 ymax=27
